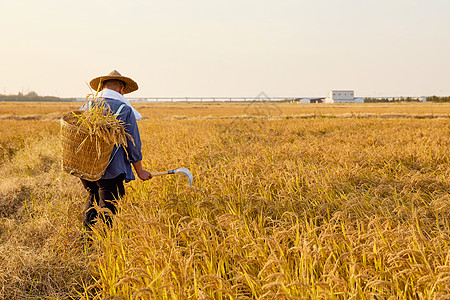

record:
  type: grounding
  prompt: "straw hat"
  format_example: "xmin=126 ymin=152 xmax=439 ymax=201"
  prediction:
xmin=90 ymin=70 xmax=139 ymax=94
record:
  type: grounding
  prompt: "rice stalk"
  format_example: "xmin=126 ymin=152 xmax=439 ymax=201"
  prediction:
xmin=67 ymin=86 xmax=134 ymax=158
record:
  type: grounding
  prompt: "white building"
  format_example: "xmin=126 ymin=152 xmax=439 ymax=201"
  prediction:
xmin=324 ymin=90 xmax=362 ymax=103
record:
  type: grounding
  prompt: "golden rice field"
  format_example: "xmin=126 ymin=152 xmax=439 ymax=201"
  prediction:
xmin=0 ymin=102 xmax=449 ymax=299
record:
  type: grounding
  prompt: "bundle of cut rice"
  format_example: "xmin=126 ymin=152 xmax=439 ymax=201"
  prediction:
xmin=61 ymin=100 xmax=131 ymax=181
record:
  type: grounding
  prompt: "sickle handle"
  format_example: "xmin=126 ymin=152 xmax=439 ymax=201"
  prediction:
xmin=151 ymin=170 xmax=176 ymax=176
xmin=151 ymin=171 xmax=169 ymax=176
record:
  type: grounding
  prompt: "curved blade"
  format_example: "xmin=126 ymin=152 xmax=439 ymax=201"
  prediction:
xmin=174 ymin=168 xmax=193 ymax=187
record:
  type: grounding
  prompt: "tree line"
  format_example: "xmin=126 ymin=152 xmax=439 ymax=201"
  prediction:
xmin=0 ymin=91 xmax=74 ymax=102
xmin=365 ymin=96 xmax=450 ymax=103
xmin=364 ymin=97 xmax=422 ymax=103
xmin=426 ymin=96 xmax=450 ymax=102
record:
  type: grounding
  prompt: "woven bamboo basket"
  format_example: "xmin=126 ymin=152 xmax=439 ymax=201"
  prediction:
xmin=61 ymin=111 xmax=115 ymax=181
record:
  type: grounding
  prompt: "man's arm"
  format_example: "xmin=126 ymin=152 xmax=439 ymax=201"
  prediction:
xmin=122 ymin=106 xmax=150 ymax=181
xmin=132 ymin=160 xmax=152 ymax=181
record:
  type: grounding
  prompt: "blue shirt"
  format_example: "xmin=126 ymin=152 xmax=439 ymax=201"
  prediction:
xmin=81 ymin=98 xmax=143 ymax=182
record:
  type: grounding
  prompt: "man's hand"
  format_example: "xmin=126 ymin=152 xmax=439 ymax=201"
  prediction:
xmin=137 ymin=169 xmax=152 ymax=181
xmin=132 ymin=161 xmax=152 ymax=181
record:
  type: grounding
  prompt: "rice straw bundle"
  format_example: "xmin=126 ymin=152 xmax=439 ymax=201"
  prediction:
xmin=61 ymin=95 xmax=133 ymax=181
xmin=73 ymin=100 xmax=132 ymax=157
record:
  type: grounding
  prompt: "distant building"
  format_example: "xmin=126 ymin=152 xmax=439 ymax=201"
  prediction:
xmin=324 ymin=90 xmax=363 ymax=103
xmin=295 ymin=98 xmax=324 ymax=103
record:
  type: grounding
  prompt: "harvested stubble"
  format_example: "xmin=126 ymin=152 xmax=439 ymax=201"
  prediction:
xmin=0 ymin=120 xmax=91 ymax=299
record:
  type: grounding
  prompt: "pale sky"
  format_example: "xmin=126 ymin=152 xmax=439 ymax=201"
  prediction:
xmin=1 ymin=0 xmax=449 ymax=98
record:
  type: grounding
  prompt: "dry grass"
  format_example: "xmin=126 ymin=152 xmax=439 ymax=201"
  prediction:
xmin=0 ymin=102 xmax=449 ymax=299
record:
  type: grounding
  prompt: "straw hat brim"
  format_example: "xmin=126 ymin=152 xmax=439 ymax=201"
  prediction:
xmin=90 ymin=75 xmax=138 ymax=94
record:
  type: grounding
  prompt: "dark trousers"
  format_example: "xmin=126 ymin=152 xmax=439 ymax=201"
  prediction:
xmin=81 ymin=174 xmax=125 ymax=229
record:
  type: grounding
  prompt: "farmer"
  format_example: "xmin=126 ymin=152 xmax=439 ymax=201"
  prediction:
xmin=80 ymin=70 xmax=151 ymax=229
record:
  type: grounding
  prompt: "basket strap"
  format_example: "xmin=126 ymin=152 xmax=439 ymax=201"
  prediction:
xmin=107 ymin=144 xmax=121 ymax=167
xmin=105 ymin=104 xmax=127 ymax=169
xmin=115 ymin=104 xmax=126 ymax=116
